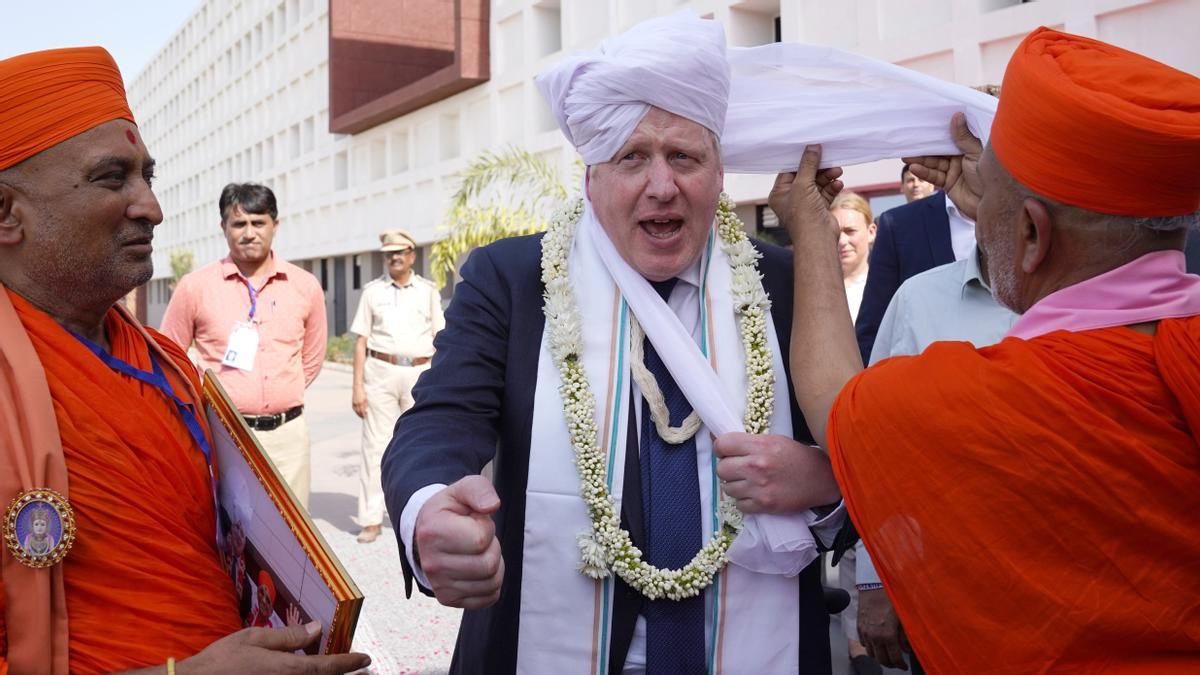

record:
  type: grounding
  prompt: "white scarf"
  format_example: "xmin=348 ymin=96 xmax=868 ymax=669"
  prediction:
xmin=535 ymin=12 xmax=998 ymax=171
xmin=517 ymin=200 xmax=812 ymax=672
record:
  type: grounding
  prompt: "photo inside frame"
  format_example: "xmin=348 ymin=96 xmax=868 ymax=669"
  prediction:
xmin=217 ymin=505 xmax=320 ymax=654
xmin=203 ymin=373 xmax=362 ymax=655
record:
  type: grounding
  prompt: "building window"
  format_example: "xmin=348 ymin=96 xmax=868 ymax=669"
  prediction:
xmin=320 ymin=258 xmax=328 ymax=291
xmin=353 ymin=254 xmax=362 ymax=289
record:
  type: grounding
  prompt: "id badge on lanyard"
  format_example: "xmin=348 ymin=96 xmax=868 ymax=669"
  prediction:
xmin=222 ymin=277 xmax=262 ymax=371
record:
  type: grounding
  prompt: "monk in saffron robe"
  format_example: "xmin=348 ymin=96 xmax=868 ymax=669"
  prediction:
xmin=0 ymin=47 xmax=370 ymax=675
xmin=769 ymin=28 xmax=1200 ymax=672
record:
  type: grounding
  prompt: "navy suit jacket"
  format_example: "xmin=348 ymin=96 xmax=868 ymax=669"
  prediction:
xmin=381 ymin=233 xmax=845 ymax=675
xmin=855 ymin=192 xmax=954 ymax=365
xmin=1186 ymin=230 xmax=1200 ymax=275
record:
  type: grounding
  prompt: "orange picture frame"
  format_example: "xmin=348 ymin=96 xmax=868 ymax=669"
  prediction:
xmin=202 ymin=371 xmax=363 ymax=654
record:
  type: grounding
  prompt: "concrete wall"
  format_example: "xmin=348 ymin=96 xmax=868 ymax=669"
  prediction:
xmin=129 ymin=0 xmax=1199 ymax=332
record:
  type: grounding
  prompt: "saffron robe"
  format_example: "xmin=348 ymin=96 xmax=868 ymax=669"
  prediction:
xmin=830 ymin=318 xmax=1200 ymax=673
xmin=0 ymin=290 xmax=240 ymax=674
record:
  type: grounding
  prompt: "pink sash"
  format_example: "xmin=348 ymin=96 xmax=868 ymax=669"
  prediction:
xmin=1008 ymin=250 xmax=1200 ymax=339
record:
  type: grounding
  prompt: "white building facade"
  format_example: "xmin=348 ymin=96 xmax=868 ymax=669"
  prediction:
xmin=128 ymin=0 xmax=1200 ymax=331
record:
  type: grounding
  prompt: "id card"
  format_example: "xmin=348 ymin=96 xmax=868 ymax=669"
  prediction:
xmin=222 ymin=321 xmax=259 ymax=371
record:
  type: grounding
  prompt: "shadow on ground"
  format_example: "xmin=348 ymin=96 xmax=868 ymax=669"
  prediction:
xmin=310 ymin=490 xmax=364 ymax=533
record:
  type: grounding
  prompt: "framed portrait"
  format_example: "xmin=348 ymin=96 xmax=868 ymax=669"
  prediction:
xmin=203 ymin=372 xmax=363 ymax=654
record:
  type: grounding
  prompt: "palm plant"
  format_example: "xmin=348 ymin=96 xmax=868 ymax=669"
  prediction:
xmin=429 ymin=146 xmax=580 ymax=287
xmin=169 ymin=248 xmax=195 ymax=291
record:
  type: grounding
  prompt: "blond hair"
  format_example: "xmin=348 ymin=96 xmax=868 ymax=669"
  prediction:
xmin=831 ymin=191 xmax=873 ymax=226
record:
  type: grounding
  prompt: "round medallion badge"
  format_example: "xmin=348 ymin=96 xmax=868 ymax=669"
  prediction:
xmin=4 ymin=488 xmax=76 ymax=568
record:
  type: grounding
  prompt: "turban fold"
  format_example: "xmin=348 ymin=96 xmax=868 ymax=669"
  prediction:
xmin=991 ymin=27 xmax=1200 ymax=217
xmin=536 ymin=12 xmax=997 ymax=171
xmin=0 ymin=46 xmax=135 ymax=171
xmin=535 ymin=13 xmax=730 ymax=165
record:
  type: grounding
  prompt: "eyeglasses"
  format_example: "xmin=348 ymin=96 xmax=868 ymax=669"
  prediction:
xmin=385 ymin=249 xmax=414 ymax=258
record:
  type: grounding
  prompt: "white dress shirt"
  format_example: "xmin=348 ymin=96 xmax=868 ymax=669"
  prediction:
xmin=844 ymin=268 xmax=869 ymax=323
xmin=857 ymin=247 xmax=1017 ymax=586
xmin=946 ymin=195 xmax=977 ymax=262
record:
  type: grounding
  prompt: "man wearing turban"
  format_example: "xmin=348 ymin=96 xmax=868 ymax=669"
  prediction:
xmin=381 ymin=8 xmax=1005 ymax=670
xmin=380 ymin=13 xmax=864 ymax=674
xmin=0 ymin=47 xmax=369 ymax=674
xmin=776 ymin=28 xmax=1200 ymax=671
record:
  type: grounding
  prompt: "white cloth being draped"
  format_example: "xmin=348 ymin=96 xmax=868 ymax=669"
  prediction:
xmin=519 ymin=200 xmax=807 ymax=672
xmin=535 ymin=13 xmax=730 ymax=165
xmin=535 ymin=11 xmax=998 ymax=170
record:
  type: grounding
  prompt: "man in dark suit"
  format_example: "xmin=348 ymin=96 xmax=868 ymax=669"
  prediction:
xmin=381 ymin=16 xmax=849 ymax=674
xmin=382 ymin=226 xmax=845 ymax=673
xmin=901 ymin=162 xmax=936 ymax=203
xmin=855 ymin=187 xmax=962 ymax=364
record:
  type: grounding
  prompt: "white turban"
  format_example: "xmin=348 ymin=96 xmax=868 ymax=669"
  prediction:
xmin=535 ymin=13 xmax=730 ymax=165
xmin=536 ymin=12 xmax=998 ymax=170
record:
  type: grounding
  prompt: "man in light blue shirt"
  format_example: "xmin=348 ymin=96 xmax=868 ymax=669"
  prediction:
xmin=870 ymin=245 xmax=1017 ymax=364
xmin=853 ymin=245 xmax=1016 ymax=670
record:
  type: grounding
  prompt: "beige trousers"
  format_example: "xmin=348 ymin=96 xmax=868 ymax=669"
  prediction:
xmin=253 ymin=413 xmax=312 ymax=509
xmin=357 ymin=357 xmax=427 ymax=527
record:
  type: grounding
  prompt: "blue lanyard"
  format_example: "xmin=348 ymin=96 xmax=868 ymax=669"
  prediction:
xmin=72 ymin=330 xmax=228 ymax=553
xmin=244 ymin=277 xmax=259 ymax=320
xmin=70 ymin=331 xmax=215 ymax=477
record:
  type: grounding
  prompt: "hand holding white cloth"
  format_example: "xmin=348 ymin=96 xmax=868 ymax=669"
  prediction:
xmin=536 ymin=11 xmax=998 ymax=172
xmin=722 ymin=41 xmax=997 ymax=171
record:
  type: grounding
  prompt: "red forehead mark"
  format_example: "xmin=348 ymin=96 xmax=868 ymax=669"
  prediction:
xmin=125 ymin=129 xmax=137 ymax=145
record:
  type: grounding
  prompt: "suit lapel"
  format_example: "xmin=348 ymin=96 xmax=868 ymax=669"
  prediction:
xmin=926 ymin=192 xmax=955 ymax=265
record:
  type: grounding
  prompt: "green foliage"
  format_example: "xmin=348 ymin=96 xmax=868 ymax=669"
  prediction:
xmin=326 ymin=333 xmax=356 ymax=364
xmin=169 ymin=249 xmax=195 ymax=288
xmin=430 ymin=146 xmax=581 ymax=288
xmin=448 ymin=146 xmax=568 ymax=214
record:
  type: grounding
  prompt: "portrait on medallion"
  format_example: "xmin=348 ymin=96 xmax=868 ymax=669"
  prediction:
xmin=16 ymin=501 xmax=61 ymax=558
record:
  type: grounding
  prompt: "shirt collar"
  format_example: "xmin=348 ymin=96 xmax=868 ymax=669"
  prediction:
xmin=676 ymin=255 xmax=704 ymax=290
xmin=944 ymin=193 xmax=975 ymax=226
xmin=384 ymin=272 xmax=418 ymax=289
xmin=959 ymin=245 xmax=989 ymax=297
xmin=944 ymin=192 xmax=960 ymax=220
xmin=221 ymin=252 xmax=282 ymax=281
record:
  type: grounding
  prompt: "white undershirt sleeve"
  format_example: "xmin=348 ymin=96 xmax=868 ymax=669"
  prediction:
xmin=399 ymin=483 xmax=448 ymax=589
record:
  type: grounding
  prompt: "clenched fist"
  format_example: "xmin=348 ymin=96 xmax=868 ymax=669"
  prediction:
xmin=414 ymin=475 xmax=505 ymax=609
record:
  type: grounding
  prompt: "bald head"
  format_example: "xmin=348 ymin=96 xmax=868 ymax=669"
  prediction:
xmin=975 ymin=145 xmax=1194 ymax=313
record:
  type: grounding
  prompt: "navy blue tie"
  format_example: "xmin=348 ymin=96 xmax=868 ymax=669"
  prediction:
xmin=640 ymin=278 xmax=706 ymax=674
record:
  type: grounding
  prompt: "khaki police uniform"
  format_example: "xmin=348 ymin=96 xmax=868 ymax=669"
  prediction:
xmin=349 ymin=272 xmax=444 ymax=527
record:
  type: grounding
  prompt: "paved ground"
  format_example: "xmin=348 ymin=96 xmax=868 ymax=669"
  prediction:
xmin=304 ymin=364 xmax=900 ymax=674
xmin=306 ymin=364 xmax=459 ymax=674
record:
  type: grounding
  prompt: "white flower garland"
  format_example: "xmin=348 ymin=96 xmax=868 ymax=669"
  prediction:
xmin=540 ymin=193 xmax=775 ymax=601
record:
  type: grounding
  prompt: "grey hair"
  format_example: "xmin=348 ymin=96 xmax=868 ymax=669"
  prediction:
xmin=1127 ymin=211 xmax=1200 ymax=233
xmin=1009 ymin=174 xmax=1199 ymax=235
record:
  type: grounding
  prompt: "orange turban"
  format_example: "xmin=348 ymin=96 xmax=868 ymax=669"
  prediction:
xmin=0 ymin=46 xmax=135 ymax=171
xmin=257 ymin=570 xmax=276 ymax=603
xmin=991 ymin=27 xmax=1200 ymax=217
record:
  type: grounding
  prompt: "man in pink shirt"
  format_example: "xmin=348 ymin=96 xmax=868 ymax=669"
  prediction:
xmin=161 ymin=183 xmax=327 ymax=507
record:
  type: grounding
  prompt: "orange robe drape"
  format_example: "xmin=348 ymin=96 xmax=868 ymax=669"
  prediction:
xmin=0 ymin=291 xmax=240 ymax=674
xmin=830 ymin=317 xmax=1200 ymax=673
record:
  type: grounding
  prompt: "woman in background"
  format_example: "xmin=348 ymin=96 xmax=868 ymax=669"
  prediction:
xmin=833 ymin=192 xmax=876 ymax=322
